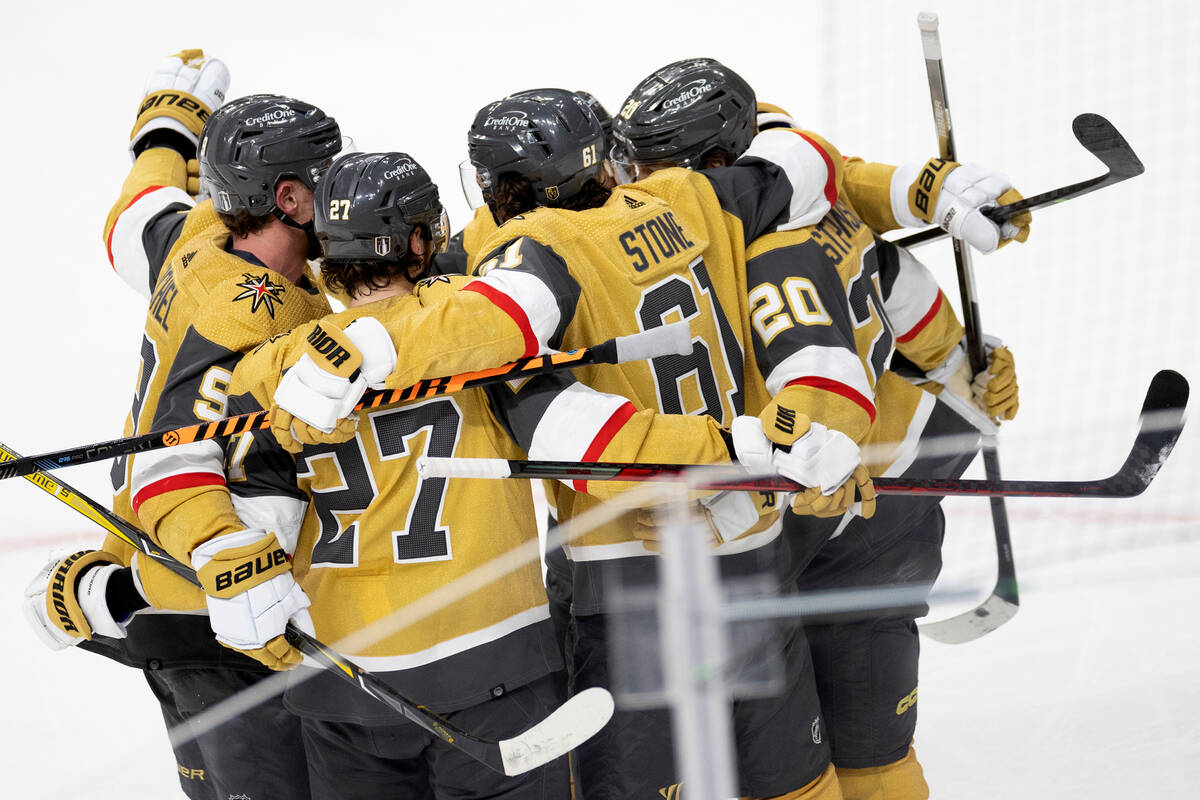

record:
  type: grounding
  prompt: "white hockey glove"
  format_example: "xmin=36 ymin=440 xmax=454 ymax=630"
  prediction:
xmin=893 ymin=158 xmax=1032 ymax=254
xmin=732 ymin=415 xmax=875 ymax=519
xmin=23 ymin=550 xmax=131 ymax=650
xmin=921 ymin=335 xmax=1019 ymax=431
xmin=271 ymin=316 xmax=397 ymax=453
xmin=192 ymin=529 xmax=312 ymax=670
xmin=130 ymin=49 xmax=230 ymax=159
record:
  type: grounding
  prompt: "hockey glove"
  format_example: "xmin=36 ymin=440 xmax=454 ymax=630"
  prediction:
xmin=23 ymin=550 xmax=132 ymax=650
xmin=192 ymin=529 xmax=312 ymax=670
xmin=921 ymin=335 xmax=1018 ymax=430
xmin=974 ymin=344 xmax=1019 ymax=422
xmin=632 ymin=490 xmax=779 ymax=553
xmin=271 ymin=317 xmax=396 ymax=453
xmin=130 ymin=49 xmax=230 ymax=160
xmin=732 ymin=415 xmax=875 ymax=519
xmin=893 ymin=158 xmax=1032 ymax=254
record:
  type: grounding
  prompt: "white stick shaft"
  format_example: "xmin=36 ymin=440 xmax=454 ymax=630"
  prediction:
xmin=615 ymin=320 xmax=693 ymax=362
xmin=417 ymin=456 xmax=511 ymax=480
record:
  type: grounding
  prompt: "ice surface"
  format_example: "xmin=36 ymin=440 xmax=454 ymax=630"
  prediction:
xmin=0 ymin=0 xmax=1196 ymax=796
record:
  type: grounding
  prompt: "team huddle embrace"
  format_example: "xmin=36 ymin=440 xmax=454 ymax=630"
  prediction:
xmin=24 ymin=48 xmax=1035 ymax=800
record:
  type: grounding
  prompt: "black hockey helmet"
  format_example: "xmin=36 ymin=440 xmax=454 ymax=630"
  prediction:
xmin=314 ymin=152 xmax=449 ymax=264
xmin=611 ymin=58 xmax=756 ymax=176
xmin=464 ymin=88 xmax=605 ymax=208
xmin=574 ymin=90 xmax=613 ymax=148
xmin=199 ymin=94 xmax=344 ymax=217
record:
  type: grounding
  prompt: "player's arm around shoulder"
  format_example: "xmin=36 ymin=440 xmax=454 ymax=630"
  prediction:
xmin=706 ymin=125 xmax=843 ymax=242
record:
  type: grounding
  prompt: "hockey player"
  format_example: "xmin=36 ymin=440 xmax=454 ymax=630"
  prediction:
xmin=221 ymin=150 xmax=838 ymax=798
xmin=610 ymin=57 xmax=1024 ymax=800
xmin=230 ymin=87 xmax=885 ymax=799
xmin=25 ymin=53 xmax=350 ymax=799
xmin=439 ymin=88 xmax=615 ymax=277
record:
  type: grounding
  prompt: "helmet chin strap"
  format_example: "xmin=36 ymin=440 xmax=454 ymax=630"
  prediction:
xmin=270 ymin=206 xmax=321 ymax=259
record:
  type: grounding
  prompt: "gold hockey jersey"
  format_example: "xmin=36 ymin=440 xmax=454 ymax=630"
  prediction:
xmin=226 ymin=282 xmax=735 ymax=714
xmin=106 ymin=187 xmax=331 ymax=608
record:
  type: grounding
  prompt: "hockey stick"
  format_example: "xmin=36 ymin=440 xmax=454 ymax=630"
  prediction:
xmin=893 ymin=112 xmax=1144 ymax=250
xmin=417 ymin=369 xmax=1187 ymax=499
xmin=910 ymin=11 xmax=1021 ymax=643
xmin=0 ymin=323 xmax=690 ymax=482
xmin=3 ymin=441 xmax=614 ymax=776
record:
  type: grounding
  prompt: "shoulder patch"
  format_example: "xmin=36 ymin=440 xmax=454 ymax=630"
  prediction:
xmin=415 ymin=275 xmax=452 ymax=290
xmin=232 ymin=273 xmax=287 ymax=318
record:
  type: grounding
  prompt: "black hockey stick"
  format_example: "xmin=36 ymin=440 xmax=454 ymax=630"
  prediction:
xmin=4 ymin=441 xmax=614 ymax=776
xmin=893 ymin=112 xmax=1144 ymax=250
xmin=0 ymin=323 xmax=689 ymax=482
xmin=912 ymin=10 xmax=1020 ymax=642
xmin=418 ymin=369 xmax=1187 ymax=499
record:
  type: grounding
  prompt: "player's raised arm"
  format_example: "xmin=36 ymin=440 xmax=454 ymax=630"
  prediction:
xmin=103 ymin=50 xmax=230 ymax=297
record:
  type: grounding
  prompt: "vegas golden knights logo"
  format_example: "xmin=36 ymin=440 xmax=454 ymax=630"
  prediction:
xmin=546 ymin=185 xmax=560 ymax=201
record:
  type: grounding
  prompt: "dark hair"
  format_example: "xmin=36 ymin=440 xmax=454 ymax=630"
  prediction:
xmin=490 ymin=174 xmax=611 ymax=223
xmin=319 ymin=227 xmax=432 ymax=300
xmin=219 ymin=209 xmax=273 ymax=238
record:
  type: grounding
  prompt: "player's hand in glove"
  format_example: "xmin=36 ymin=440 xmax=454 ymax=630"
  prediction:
xmin=130 ymin=49 xmax=230 ymax=160
xmin=192 ymin=529 xmax=312 ymax=670
xmin=894 ymin=158 xmax=1032 ymax=254
xmin=922 ymin=335 xmax=1018 ymax=430
xmin=632 ymin=489 xmax=779 ymax=553
xmin=23 ymin=550 xmax=139 ymax=650
xmin=271 ymin=317 xmax=396 ymax=454
xmin=973 ymin=344 xmax=1019 ymax=422
xmin=733 ymin=414 xmax=875 ymax=520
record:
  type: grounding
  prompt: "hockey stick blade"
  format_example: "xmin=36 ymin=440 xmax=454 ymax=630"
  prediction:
xmin=918 ymin=593 xmax=1019 ymax=644
xmin=497 ymin=687 xmax=615 ymax=776
xmin=919 ymin=369 xmax=1185 ymax=644
xmin=419 ymin=369 xmax=1189 ymax=498
xmin=0 ymin=325 xmax=693 ymax=482
xmin=3 ymin=440 xmax=614 ymax=775
xmin=894 ymin=113 xmax=1145 ymax=249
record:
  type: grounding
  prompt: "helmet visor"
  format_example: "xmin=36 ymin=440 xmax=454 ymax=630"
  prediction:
xmin=606 ymin=143 xmax=685 ymax=184
xmin=459 ymin=159 xmax=488 ymax=210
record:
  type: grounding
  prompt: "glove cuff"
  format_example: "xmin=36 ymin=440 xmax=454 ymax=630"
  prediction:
xmin=903 ymin=157 xmax=957 ymax=225
xmin=131 ymin=89 xmax=212 ymax=145
xmin=193 ymin=530 xmax=290 ymax=599
xmin=42 ymin=550 xmax=122 ymax=640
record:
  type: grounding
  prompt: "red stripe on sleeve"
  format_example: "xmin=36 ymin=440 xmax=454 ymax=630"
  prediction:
xmin=792 ymin=132 xmax=838 ymax=208
xmin=461 ymin=281 xmax=540 ymax=359
xmin=106 ymin=185 xmax=166 ymax=268
xmin=131 ymin=472 xmax=226 ymax=514
xmin=895 ymin=291 xmax=944 ymax=343
xmin=573 ymin=401 xmax=637 ymax=493
xmin=784 ymin=377 xmax=877 ymax=424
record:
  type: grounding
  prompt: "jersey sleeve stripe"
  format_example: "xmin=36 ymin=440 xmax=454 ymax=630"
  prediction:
xmin=106 ymin=185 xmax=194 ymax=299
xmin=132 ymin=472 xmax=226 ymax=513
xmin=460 ymin=281 xmax=539 ymax=359
xmin=784 ymin=376 xmax=878 ymax=424
xmin=895 ymin=290 xmax=945 ymax=343
xmin=575 ymin=401 xmax=638 ymax=493
xmin=793 ymin=132 xmax=839 ymax=208
xmin=764 ymin=344 xmax=875 ymax=402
